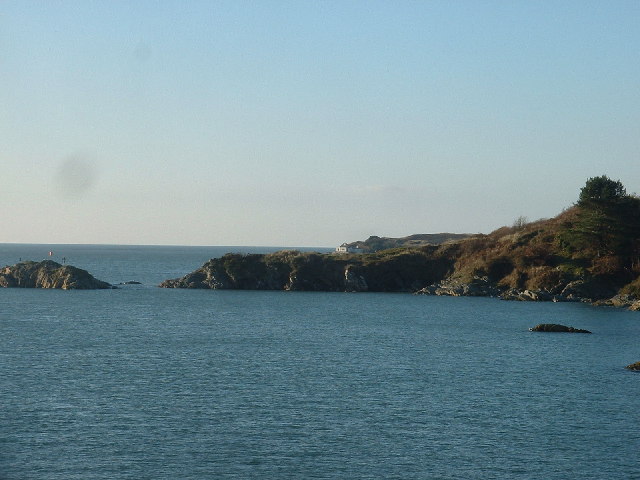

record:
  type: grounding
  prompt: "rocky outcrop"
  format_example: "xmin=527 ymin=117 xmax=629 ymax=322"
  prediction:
xmin=529 ymin=324 xmax=592 ymax=333
xmin=0 ymin=260 xmax=112 ymax=289
xmin=593 ymin=294 xmax=640 ymax=310
xmin=160 ymin=249 xmax=454 ymax=292
xmin=160 ymin=252 xmax=346 ymax=291
xmin=416 ymin=276 xmax=500 ymax=297
xmin=500 ymin=288 xmax=557 ymax=302
xmin=417 ymin=277 xmax=638 ymax=309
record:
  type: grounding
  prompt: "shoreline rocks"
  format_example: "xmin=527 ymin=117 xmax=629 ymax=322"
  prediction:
xmin=0 ymin=260 xmax=112 ymax=290
xmin=416 ymin=277 xmax=640 ymax=311
xmin=415 ymin=276 xmax=500 ymax=297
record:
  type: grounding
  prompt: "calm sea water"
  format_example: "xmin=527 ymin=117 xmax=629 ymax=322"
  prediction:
xmin=2 ymin=244 xmax=640 ymax=479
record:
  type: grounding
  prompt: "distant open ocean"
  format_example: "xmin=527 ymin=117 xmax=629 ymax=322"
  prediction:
xmin=2 ymin=244 xmax=640 ymax=479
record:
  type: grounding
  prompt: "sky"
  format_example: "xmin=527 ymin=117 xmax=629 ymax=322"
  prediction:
xmin=1 ymin=1 xmax=639 ymax=247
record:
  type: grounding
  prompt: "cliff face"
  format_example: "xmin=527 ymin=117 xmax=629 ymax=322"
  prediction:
xmin=0 ymin=260 xmax=112 ymax=290
xmin=160 ymin=251 xmax=350 ymax=291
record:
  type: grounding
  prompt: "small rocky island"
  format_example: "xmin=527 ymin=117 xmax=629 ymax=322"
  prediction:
xmin=626 ymin=362 xmax=640 ymax=371
xmin=0 ymin=260 xmax=112 ymax=290
xmin=160 ymin=177 xmax=640 ymax=311
xmin=529 ymin=324 xmax=592 ymax=333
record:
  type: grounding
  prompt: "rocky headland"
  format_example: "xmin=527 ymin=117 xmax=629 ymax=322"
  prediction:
xmin=161 ymin=176 xmax=640 ymax=311
xmin=0 ymin=260 xmax=112 ymax=290
xmin=160 ymin=248 xmax=452 ymax=292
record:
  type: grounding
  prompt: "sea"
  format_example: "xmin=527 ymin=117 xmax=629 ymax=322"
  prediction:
xmin=1 ymin=244 xmax=639 ymax=480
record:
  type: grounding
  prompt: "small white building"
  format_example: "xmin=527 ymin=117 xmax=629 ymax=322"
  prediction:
xmin=335 ymin=243 xmax=365 ymax=254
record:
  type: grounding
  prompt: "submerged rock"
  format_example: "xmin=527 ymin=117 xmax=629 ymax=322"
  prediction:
xmin=529 ymin=323 xmax=592 ymax=333
xmin=0 ymin=260 xmax=112 ymax=290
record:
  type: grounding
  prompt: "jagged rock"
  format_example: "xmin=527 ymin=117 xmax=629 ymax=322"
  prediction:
xmin=626 ymin=362 xmax=640 ymax=371
xmin=0 ymin=260 xmax=111 ymax=290
xmin=529 ymin=323 xmax=592 ymax=333
xmin=608 ymin=294 xmax=636 ymax=307
xmin=416 ymin=285 xmax=437 ymax=295
xmin=499 ymin=288 xmax=520 ymax=301
xmin=522 ymin=289 xmax=553 ymax=301
xmin=159 ymin=258 xmax=234 ymax=289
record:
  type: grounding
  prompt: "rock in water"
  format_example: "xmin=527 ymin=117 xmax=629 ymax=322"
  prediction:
xmin=529 ymin=323 xmax=592 ymax=333
xmin=625 ymin=362 xmax=640 ymax=371
xmin=0 ymin=260 xmax=112 ymax=290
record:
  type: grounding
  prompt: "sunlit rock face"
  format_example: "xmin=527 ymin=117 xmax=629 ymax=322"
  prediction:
xmin=0 ymin=260 xmax=112 ymax=290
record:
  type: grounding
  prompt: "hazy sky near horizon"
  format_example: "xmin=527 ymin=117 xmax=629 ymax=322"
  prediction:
xmin=2 ymin=1 xmax=639 ymax=246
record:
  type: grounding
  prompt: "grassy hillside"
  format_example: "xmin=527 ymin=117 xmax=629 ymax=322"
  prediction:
xmin=430 ymin=176 xmax=640 ymax=298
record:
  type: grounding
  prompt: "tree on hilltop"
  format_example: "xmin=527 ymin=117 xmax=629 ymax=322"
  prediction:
xmin=578 ymin=175 xmax=626 ymax=207
xmin=562 ymin=176 xmax=640 ymax=265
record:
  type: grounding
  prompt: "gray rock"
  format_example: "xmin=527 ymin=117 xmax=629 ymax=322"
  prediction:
xmin=501 ymin=289 xmax=554 ymax=302
xmin=418 ymin=276 xmax=499 ymax=297
xmin=0 ymin=260 xmax=112 ymax=290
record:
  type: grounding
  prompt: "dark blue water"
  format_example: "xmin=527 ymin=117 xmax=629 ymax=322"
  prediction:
xmin=2 ymin=245 xmax=640 ymax=479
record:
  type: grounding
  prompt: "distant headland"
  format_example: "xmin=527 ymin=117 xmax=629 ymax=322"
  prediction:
xmin=335 ymin=233 xmax=473 ymax=254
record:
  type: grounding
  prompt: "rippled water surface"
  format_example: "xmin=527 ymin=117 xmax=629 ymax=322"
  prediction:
xmin=2 ymin=245 xmax=640 ymax=479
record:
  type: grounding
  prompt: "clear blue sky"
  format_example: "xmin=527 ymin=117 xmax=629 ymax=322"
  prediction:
xmin=2 ymin=1 xmax=639 ymax=246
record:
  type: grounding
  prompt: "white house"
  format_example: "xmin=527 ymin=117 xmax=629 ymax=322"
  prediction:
xmin=335 ymin=243 xmax=365 ymax=254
